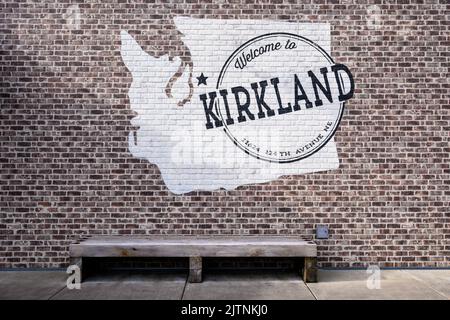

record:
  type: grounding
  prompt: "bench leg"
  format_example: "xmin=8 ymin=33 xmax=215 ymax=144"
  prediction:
xmin=188 ymin=256 xmax=202 ymax=283
xmin=303 ymin=257 xmax=318 ymax=283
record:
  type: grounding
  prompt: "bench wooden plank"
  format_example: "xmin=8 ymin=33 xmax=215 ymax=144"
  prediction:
xmin=69 ymin=236 xmax=317 ymax=258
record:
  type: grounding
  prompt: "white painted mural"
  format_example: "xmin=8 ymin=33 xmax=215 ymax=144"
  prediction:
xmin=120 ymin=17 xmax=354 ymax=194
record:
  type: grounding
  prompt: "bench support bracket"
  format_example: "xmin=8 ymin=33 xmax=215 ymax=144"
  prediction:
xmin=303 ymin=257 xmax=318 ymax=283
xmin=189 ymin=256 xmax=202 ymax=283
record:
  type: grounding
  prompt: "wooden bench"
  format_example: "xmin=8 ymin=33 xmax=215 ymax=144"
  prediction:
xmin=69 ymin=236 xmax=318 ymax=283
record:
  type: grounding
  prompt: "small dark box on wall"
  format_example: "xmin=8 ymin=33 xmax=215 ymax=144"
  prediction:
xmin=316 ymin=225 xmax=329 ymax=239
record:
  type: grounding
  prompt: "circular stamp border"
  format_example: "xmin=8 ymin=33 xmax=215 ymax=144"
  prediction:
xmin=215 ymin=32 xmax=345 ymax=163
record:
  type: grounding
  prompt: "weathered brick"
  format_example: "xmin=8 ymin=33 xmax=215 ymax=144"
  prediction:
xmin=0 ymin=0 xmax=449 ymax=268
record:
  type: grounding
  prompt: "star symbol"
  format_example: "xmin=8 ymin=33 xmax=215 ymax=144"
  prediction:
xmin=196 ymin=73 xmax=208 ymax=86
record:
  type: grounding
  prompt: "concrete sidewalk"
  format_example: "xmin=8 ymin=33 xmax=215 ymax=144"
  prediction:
xmin=0 ymin=269 xmax=448 ymax=300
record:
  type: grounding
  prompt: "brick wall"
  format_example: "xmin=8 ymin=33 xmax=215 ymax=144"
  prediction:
xmin=1 ymin=0 xmax=449 ymax=268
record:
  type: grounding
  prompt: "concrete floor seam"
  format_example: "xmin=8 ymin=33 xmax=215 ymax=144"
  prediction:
xmin=402 ymin=270 xmax=449 ymax=300
xmin=304 ymin=282 xmax=318 ymax=300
